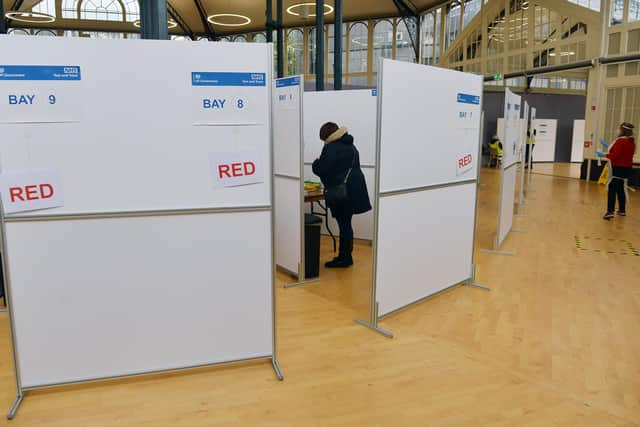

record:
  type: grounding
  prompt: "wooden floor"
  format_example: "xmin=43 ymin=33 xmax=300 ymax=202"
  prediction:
xmin=1 ymin=168 xmax=639 ymax=426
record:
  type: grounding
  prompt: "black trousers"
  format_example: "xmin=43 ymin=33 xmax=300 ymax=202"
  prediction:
xmin=608 ymin=167 xmax=632 ymax=213
xmin=335 ymin=213 xmax=354 ymax=258
xmin=525 ymin=144 xmax=534 ymax=166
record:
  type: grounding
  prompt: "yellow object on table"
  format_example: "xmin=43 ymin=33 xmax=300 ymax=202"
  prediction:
xmin=304 ymin=181 xmax=322 ymax=193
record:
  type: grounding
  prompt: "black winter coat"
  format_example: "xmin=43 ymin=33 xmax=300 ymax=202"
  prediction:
xmin=312 ymin=133 xmax=372 ymax=218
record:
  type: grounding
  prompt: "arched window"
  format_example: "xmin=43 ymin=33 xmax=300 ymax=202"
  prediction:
xmin=395 ymin=20 xmax=415 ymax=63
xmin=252 ymin=33 xmax=267 ymax=43
xmin=348 ymin=22 xmax=368 ymax=73
xmin=7 ymin=28 xmax=30 ymax=36
xmin=373 ymin=20 xmax=393 ymax=72
xmin=35 ymin=29 xmax=57 ymax=36
xmin=63 ymin=0 xmax=139 ymax=22
xmin=287 ymin=29 xmax=304 ymax=76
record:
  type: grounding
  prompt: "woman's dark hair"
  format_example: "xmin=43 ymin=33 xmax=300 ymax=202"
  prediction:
xmin=319 ymin=122 xmax=339 ymax=141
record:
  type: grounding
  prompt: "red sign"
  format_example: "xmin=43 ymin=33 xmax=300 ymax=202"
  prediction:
xmin=9 ymin=183 xmax=55 ymax=202
xmin=209 ymin=151 xmax=263 ymax=188
xmin=456 ymin=153 xmax=473 ymax=176
xmin=0 ymin=170 xmax=64 ymax=214
xmin=218 ymin=162 xmax=256 ymax=179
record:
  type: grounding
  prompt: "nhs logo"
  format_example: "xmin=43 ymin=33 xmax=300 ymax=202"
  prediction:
xmin=63 ymin=67 xmax=79 ymax=74
xmin=457 ymin=93 xmax=480 ymax=105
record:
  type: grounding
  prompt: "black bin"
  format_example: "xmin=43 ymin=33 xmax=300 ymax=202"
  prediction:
xmin=304 ymin=214 xmax=322 ymax=279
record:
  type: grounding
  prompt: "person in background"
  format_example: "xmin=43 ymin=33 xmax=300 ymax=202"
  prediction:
xmin=312 ymin=122 xmax=372 ymax=268
xmin=598 ymin=122 xmax=636 ymax=220
xmin=525 ymin=128 xmax=537 ymax=168
xmin=488 ymin=134 xmax=503 ymax=167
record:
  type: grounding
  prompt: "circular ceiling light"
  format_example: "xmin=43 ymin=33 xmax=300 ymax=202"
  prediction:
xmin=133 ymin=19 xmax=178 ymax=29
xmin=207 ymin=13 xmax=251 ymax=27
xmin=287 ymin=3 xmax=334 ymax=18
xmin=4 ymin=11 xmax=55 ymax=24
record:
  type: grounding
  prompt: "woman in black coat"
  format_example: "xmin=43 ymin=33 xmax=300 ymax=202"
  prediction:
xmin=312 ymin=122 xmax=372 ymax=268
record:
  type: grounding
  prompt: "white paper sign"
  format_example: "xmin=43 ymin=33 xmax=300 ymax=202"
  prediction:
xmin=0 ymin=169 xmax=64 ymax=214
xmin=0 ymin=65 xmax=82 ymax=123
xmin=209 ymin=151 xmax=264 ymax=188
xmin=191 ymin=72 xmax=267 ymax=125
xmin=275 ymin=76 xmax=301 ymax=111
xmin=456 ymin=151 xmax=474 ymax=176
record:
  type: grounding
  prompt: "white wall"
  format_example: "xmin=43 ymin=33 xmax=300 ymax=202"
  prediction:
xmin=533 ymin=119 xmax=558 ymax=162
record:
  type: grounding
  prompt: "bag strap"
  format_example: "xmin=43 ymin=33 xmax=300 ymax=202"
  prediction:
xmin=342 ymin=147 xmax=356 ymax=184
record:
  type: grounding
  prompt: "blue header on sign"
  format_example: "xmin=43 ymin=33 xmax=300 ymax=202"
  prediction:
xmin=192 ymin=72 xmax=266 ymax=87
xmin=276 ymin=76 xmax=300 ymax=88
xmin=372 ymin=89 xmax=378 ymax=96
xmin=457 ymin=93 xmax=480 ymax=105
xmin=0 ymin=65 xmax=81 ymax=81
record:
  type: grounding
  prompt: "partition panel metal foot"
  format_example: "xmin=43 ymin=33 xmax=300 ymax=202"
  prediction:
xmin=480 ymin=248 xmax=515 ymax=256
xmin=353 ymin=319 xmax=394 ymax=338
xmin=464 ymin=265 xmax=491 ymax=291
xmin=7 ymin=393 xmax=23 ymax=420
xmin=465 ymin=282 xmax=491 ymax=291
xmin=511 ymin=229 xmax=527 ymax=233
xmin=271 ymin=357 xmax=284 ymax=381
xmin=283 ymin=278 xmax=320 ymax=289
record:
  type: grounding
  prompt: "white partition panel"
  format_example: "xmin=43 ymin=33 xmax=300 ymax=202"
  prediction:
xmin=497 ymin=118 xmax=526 ymax=148
xmin=533 ymin=119 xmax=557 ymax=162
xmin=303 ymin=89 xmax=377 ymax=166
xmin=274 ymin=76 xmax=303 ymax=276
xmin=373 ymin=59 xmax=482 ymax=318
xmin=0 ymin=38 xmax=271 ymax=214
xmin=6 ymin=212 xmax=272 ymax=388
xmin=495 ymin=89 xmax=521 ymax=249
xmin=571 ymin=119 xmax=585 ymax=162
xmin=303 ymin=90 xmax=377 ymax=241
xmin=0 ymin=36 xmax=278 ymax=396
xmin=498 ymin=165 xmax=517 ymax=245
xmin=376 ymin=184 xmax=476 ymax=315
xmin=378 ymin=65 xmax=481 ymax=192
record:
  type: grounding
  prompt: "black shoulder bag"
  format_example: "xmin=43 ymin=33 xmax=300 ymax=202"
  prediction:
xmin=325 ymin=147 xmax=356 ymax=206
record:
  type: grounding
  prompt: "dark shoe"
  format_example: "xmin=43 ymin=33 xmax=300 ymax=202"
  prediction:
xmin=603 ymin=212 xmax=614 ymax=220
xmin=325 ymin=256 xmax=353 ymax=268
xmin=617 ymin=211 xmax=626 ymax=216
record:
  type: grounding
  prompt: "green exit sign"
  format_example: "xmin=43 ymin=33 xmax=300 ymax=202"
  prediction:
xmin=494 ymin=72 xmax=502 ymax=81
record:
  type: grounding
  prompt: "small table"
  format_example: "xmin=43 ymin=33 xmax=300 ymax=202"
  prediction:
xmin=304 ymin=191 xmax=337 ymax=253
